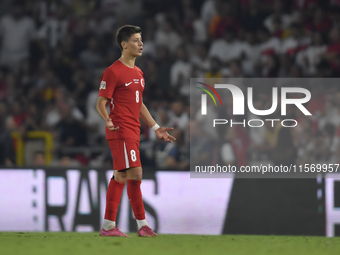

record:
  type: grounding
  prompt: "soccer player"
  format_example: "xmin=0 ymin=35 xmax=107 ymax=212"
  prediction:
xmin=96 ymin=25 xmax=176 ymax=237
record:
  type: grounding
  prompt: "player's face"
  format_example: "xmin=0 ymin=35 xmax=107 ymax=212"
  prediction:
xmin=125 ymin=33 xmax=143 ymax=57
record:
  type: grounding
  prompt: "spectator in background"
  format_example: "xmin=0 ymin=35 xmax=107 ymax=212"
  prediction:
xmin=204 ymin=57 xmax=223 ymax=85
xmin=155 ymin=46 xmax=172 ymax=98
xmin=73 ymin=17 xmax=91 ymax=56
xmin=35 ymin=69 xmax=59 ymax=104
xmin=154 ymin=134 xmax=176 ymax=169
xmin=304 ymin=7 xmax=332 ymax=33
xmin=86 ymin=74 xmax=107 ymax=145
xmin=88 ymin=9 xmax=116 ymax=36
xmin=190 ymin=120 xmax=213 ymax=167
xmin=0 ymin=70 xmax=6 ymax=101
xmin=159 ymin=128 xmax=189 ymax=170
xmin=241 ymin=31 xmax=261 ymax=76
xmin=70 ymin=68 xmax=93 ymax=115
xmin=182 ymin=26 xmax=197 ymax=59
xmin=280 ymin=23 xmax=311 ymax=57
xmin=261 ymin=118 xmax=282 ymax=158
xmin=307 ymin=126 xmax=336 ymax=163
xmin=329 ymin=5 xmax=340 ymax=27
xmin=271 ymin=16 xmax=284 ymax=39
xmin=293 ymin=0 xmax=318 ymax=11
xmin=229 ymin=61 xmax=243 ymax=77
xmin=141 ymin=19 xmax=157 ymax=58
xmin=241 ymin=0 xmax=267 ymax=32
xmin=316 ymin=59 xmax=337 ymax=77
xmin=155 ymin=107 xmax=172 ymax=133
xmin=209 ymin=1 xmax=240 ymax=39
xmin=80 ymin=37 xmax=102 ymax=72
xmin=45 ymin=88 xmax=84 ymax=128
xmin=183 ymin=8 xmax=207 ymax=43
xmin=169 ymin=100 xmax=189 ymax=131
xmin=115 ymin=0 xmax=142 ymax=23
xmin=248 ymin=103 xmax=266 ymax=161
xmin=36 ymin=4 xmax=69 ymax=50
xmin=0 ymin=101 xmax=8 ymax=125
xmin=51 ymin=47 xmax=73 ymax=89
xmin=296 ymin=31 xmax=327 ymax=76
xmin=191 ymin=43 xmax=210 ymax=78
xmin=59 ymin=33 xmax=78 ymax=61
xmin=32 ymin=151 xmax=46 ymax=166
xmin=71 ymin=0 xmax=98 ymax=17
xmin=295 ymin=118 xmax=314 ymax=164
xmin=195 ymin=89 xmax=218 ymax=141
xmin=221 ymin=124 xmax=251 ymax=167
xmin=264 ymin=0 xmax=292 ymax=33
xmin=209 ymin=27 xmax=243 ymax=66
xmin=306 ymin=85 xmax=325 ymax=116
xmin=11 ymin=101 xmax=27 ymax=134
xmin=257 ymin=26 xmax=281 ymax=60
xmin=256 ymin=26 xmax=284 ymax=76
xmin=0 ymin=72 xmax=18 ymax=103
xmin=220 ymin=127 xmax=237 ymax=166
xmin=24 ymin=102 xmax=44 ymax=132
xmin=55 ymin=102 xmax=87 ymax=148
xmin=0 ymin=115 xmax=16 ymax=166
xmin=170 ymin=47 xmax=192 ymax=97
xmin=201 ymin=0 xmax=217 ymax=26
xmin=317 ymin=99 xmax=337 ymax=130
xmin=323 ymin=27 xmax=340 ymax=72
xmin=0 ymin=0 xmax=36 ymax=72
xmin=58 ymin=154 xmax=81 ymax=167
xmin=272 ymin=128 xmax=297 ymax=166
xmin=289 ymin=63 xmax=303 ymax=77
xmin=155 ymin=18 xmax=182 ymax=53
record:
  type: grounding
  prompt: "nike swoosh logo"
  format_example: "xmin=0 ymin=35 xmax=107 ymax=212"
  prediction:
xmin=125 ymin=82 xmax=132 ymax=86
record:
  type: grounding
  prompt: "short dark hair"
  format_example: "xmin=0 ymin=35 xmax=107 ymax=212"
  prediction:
xmin=116 ymin=25 xmax=142 ymax=51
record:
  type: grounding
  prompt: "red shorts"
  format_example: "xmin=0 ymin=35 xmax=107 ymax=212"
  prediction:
xmin=108 ymin=138 xmax=141 ymax=171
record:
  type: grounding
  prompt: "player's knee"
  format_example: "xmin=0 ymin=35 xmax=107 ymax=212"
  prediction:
xmin=127 ymin=168 xmax=142 ymax=180
xmin=114 ymin=171 xmax=127 ymax=183
xmin=130 ymin=173 xmax=142 ymax=180
xmin=115 ymin=176 xmax=127 ymax=183
xmin=127 ymin=173 xmax=142 ymax=180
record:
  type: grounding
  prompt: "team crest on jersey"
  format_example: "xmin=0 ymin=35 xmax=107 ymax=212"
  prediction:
xmin=99 ymin=81 xmax=106 ymax=90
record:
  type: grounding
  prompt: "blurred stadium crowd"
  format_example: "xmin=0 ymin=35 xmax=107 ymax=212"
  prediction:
xmin=0 ymin=0 xmax=339 ymax=169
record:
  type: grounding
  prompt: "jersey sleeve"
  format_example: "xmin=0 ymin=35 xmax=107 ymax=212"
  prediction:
xmin=98 ymin=68 xmax=117 ymax=99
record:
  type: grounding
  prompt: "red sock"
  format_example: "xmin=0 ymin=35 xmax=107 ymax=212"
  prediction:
xmin=127 ymin=179 xmax=145 ymax=220
xmin=104 ymin=179 xmax=125 ymax=221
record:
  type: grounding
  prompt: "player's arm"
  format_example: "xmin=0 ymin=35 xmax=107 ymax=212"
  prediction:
xmin=96 ymin=69 xmax=118 ymax=131
xmin=140 ymin=102 xmax=176 ymax=143
xmin=96 ymin=96 xmax=119 ymax=131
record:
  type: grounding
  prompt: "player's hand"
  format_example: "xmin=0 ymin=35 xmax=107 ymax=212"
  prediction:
xmin=106 ymin=118 xmax=119 ymax=131
xmin=155 ymin=127 xmax=176 ymax=143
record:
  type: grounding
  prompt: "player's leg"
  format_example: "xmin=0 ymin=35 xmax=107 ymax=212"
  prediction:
xmin=100 ymin=139 xmax=130 ymax=237
xmin=102 ymin=170 xmax=127 ymax=230
xmin=126 ymin=166 xmax=147 ymax=228
xmin=126 ymin=166 xmax=158 ymax=237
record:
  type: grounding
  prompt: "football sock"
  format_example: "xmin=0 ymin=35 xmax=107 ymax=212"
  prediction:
xmin=137 ymin=219 xmax=148 ymax=230
xmin=103 ymin=179 xmax=125 ymax=229
xmin=127 ymin=179 xmax=146 ymax=222
xmin=102 ymin=219 xmax=115 ymax=231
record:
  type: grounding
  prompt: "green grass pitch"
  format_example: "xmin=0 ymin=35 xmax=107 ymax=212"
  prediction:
xmin=1 ymin=232 xmax=340 ymax=255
